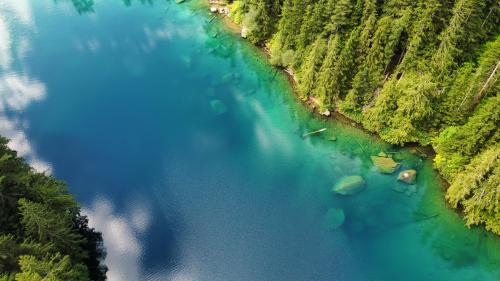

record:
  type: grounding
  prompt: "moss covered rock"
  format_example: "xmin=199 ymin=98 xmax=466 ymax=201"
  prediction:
xmin=398 ymin=169 xmax=417 ymax=184
xmin=332 ymin=175 xmax=365 ymax=195
xmin=371 ymin=155 xmax=400 ymax=174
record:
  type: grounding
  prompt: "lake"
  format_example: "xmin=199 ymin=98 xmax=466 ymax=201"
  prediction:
xmin=0 ymin=0 xmax=499 ymax=280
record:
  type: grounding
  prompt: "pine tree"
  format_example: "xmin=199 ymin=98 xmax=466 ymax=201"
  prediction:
xmin=363 ymin=72 xmax=436 ymax=145
xmin=0 ymin=136 xmax=107 ymax=279
xmin=331 ymin=27 xmax=360 ymax=99
xmin=311 ymin=35 xmax=342 ymax=109
xmin=325 ymin=0 xmax=355 ymax=34
xmin=15 ymin=254 xmax=89 ymax=281
xmin=431 ymin=0 xmax=491 ymax=77
xmin=446 ymin=146 xmax=500 ymax=235
xmin=297 ymin=0 xmax=329 ymax=50
xmin=433 ymin=95 xmax=500 ymax=179
xmin=18 ymin=199 xmax=85 ymax=258
xmin=440 ymin=36 xmax=500 ymax=125
xmin=297 ymin=37 xmax=327 ymax=99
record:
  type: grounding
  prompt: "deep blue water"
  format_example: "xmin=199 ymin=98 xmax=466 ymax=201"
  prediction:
xmin=0 ymin=0 xmax=499 ymax=280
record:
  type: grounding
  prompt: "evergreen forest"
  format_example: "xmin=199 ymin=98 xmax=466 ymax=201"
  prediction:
xmin=0 ymin=138 xmax=107 ymax=281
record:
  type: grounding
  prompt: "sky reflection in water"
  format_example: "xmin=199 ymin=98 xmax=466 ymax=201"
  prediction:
xmin=0 ymin=0 xmax=51 ymax=173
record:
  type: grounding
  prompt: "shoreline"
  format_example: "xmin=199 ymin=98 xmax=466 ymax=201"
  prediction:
xmin=202 ymin=1 xmax=438 ymax=158
xmin=196 ymin=0 xmax=452 ymax=194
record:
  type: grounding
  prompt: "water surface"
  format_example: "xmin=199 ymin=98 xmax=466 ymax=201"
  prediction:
xmin=0 ymin=0 xmax=499 ymax=280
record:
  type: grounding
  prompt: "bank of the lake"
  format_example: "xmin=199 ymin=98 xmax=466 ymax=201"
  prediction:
xmin=198 ymin=0 xmax=500 ymax=233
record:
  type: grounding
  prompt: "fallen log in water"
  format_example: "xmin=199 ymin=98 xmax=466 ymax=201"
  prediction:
xmin=302 ymin=128 xmax=327 ymax=138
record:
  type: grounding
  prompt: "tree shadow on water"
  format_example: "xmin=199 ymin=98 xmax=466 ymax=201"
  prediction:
xmin=415 ymin=176 xmax=500 ymax=274
xmin=55 ymin=0 xmax=161 ymax=14
xmin=54 ymin=0 xmax=95 ymax=14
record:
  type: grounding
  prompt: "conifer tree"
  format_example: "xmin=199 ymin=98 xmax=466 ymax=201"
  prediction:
xmin=446 ymin=146 xmax=499 ymax=235
xmin=297 ymin=38 xmax=327 ymax=99
xmin=18 ymin=199 xmax=85 ymax=258
xmin=0 ymin=137 xmax=106 ymax=280
xmin=312 ymin=35 xmax=342 ymax=109
xmin=431 ymin=0 xmax=490 ymax=77
xmin=15 ymin=254 xmax=89 ymax=281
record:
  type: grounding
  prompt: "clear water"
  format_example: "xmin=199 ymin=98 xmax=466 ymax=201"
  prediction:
xmin=0 ymin=0 xmax=499 ymax=280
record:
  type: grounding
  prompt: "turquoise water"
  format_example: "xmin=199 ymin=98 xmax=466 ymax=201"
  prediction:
xmin=0 ymin=0 xmax=499 ymax=280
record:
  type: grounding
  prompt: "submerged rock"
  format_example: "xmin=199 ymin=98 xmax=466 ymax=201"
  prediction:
xmin=332 ymin=176 xmax=365 ymax=195
xmin=210 ymin=99 xmax=227 ymax=115
xmin=323 ymin=208 xmax=345 ymax=230
xmin=371 ymin=155 xmax=400 ymax=174
xmin=398 ymin=169 xmax=417 ymax=185
xmin=392 ymin=184 xmax=417 ymax=196
xmin=405 ymin=185 xmax=417 ymax=196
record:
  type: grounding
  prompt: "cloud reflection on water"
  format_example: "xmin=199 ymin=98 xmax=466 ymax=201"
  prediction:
xmin=0 ymin=0 xmax=51 ymax=173
xmin=83 ymin=198 xmax=150 ymax=281
xmin=0 ymin=15 xmax=12 ymax=69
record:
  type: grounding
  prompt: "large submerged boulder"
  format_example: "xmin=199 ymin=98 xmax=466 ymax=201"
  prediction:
xmin=332 ymin=176 xmax=365 ymax=195
xmin=371 ymin=154 xmax=400 ymax=174
xmin=323 ymin=208 xmax=345 ymax=230
xmin=398 ymin=169 xmax=417 ymax=184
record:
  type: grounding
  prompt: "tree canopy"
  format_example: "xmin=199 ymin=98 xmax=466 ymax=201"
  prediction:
xmin=0 ymin=137 xmax=107 ymax=280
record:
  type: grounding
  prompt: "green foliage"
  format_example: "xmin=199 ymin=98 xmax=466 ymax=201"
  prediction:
xmin=235 ymin=0 xmax=500 ymax=234
xmin=312 ymin=35 xmax=342 ymax=108
xmin=445 ymin=146 xmax=499 ymax=235
xmin=433 ymin=95 xmax=499 ymax=180
xmin=0 ymin=236 xmax=21 ymax=273
xmin=440 ymin=35 xmax=500 ymax=124
xmin=296 ymin=0 xmax=329 ymax=50
xmin=269 ymin=35 xmax=295 ymax=67
xmin=18 ymin=199 xmax=85 ymax=257
xmin=0 ymin=274 xmax=14 ymax=281
xmin=228 ymin=1 xmax=245 ymax=24
xmin=241 ymin=0 xmax=281 ymax=44
xmin=0 ymin=137 xmax=107 ymax=280
xmin=15 ymin=254 xmax=89 ymax=281
xmin=431 ymin=0 xmax=492 ymax=77
xmin=297 ymin=38 xmax=327 ymax=99
xmin=364 ymin=72 xmax=437 ymax=145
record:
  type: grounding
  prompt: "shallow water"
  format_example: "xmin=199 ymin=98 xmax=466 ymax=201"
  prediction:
xmin=0 ymin=0 xmax=499 ymax=280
